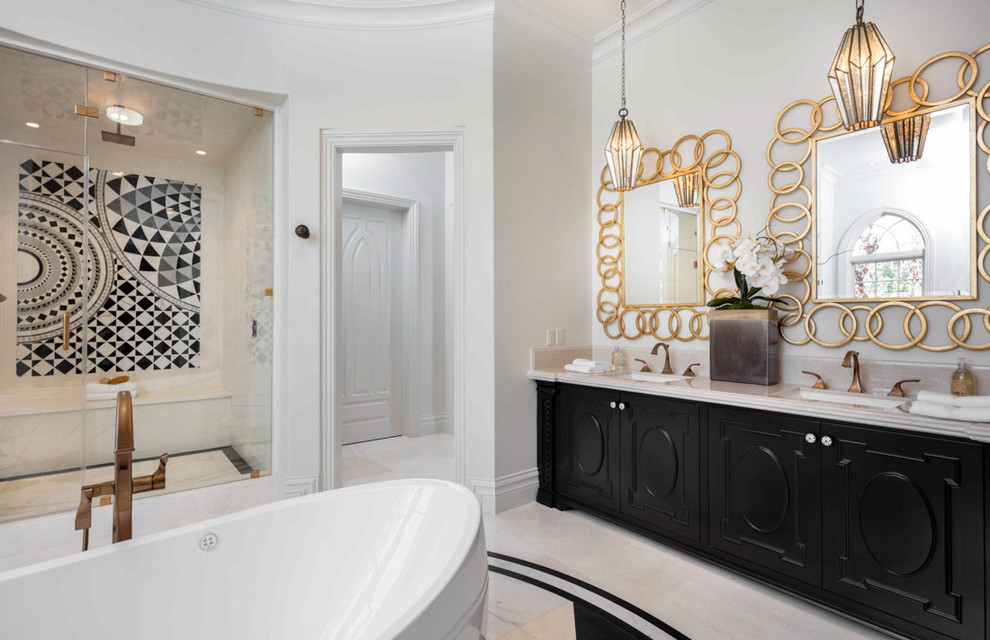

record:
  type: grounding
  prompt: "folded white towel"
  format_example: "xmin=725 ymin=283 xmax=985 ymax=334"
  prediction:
xmin=915 ymin=391 xmax=990 ymax=409
xmin=573 ymin=359 xmax=613 ymax=369
xmin=909 ymin=401 xmax=989 ymax=422
xmin=85 ymin=382 xmax=138 ymax=394
xmin=85 ymin=390 xmax=139 ymax=402
xmin=564 ymin=363 xmax=614 ymax=375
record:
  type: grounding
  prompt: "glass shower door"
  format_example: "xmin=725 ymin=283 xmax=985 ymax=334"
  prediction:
xmin=0 ymin=48 xmax=94 ymax=520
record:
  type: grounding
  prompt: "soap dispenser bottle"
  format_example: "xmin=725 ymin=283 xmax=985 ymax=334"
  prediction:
xmin=611 ymin=346 xmax=626 ymax=372
xmin=951 ymin=357 xmax=976 ymax=397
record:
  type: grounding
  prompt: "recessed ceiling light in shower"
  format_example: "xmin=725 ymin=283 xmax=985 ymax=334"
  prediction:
xmin=106 ymin=105 xmax=144 ymax=127
xmin=25 ymin=122 xmax=40 ymax=129
xmin=195 ymin=150 xmax=207 ymax=156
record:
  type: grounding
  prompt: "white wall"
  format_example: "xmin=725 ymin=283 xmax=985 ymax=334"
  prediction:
xmin=342 ymin=152 xmax=448 ymax=434
xmin=493 ymin=15 xmax=592 ymax=506
xmin=591 ymin=0 xmax=990 ymax=365
xmin=0 ymin=0 xmax=497 ymax=496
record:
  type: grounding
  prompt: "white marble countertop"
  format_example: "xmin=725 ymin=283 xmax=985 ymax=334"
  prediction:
xmin=528 ymin=367 xmax=990 ymax=444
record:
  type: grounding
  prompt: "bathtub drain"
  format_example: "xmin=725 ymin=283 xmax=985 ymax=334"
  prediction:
xmin=199 ymin=533 xmax=219 ymax=551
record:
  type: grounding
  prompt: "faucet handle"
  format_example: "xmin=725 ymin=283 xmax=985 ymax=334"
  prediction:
xmin=887 ymin=379 xmax=921 ymax=398
xmin=682 ymin=363 xmax=701 ymax=377
xmin=134 ymin=453 xmax=169 ymax=494
xmin=802 ymin=371 xmax=829 ymax=390
xmin=634 ymin=358 xmax=652 ymax=373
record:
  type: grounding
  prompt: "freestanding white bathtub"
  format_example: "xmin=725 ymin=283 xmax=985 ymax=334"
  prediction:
xmin=0 ymin=479 xmax=488 ymax=639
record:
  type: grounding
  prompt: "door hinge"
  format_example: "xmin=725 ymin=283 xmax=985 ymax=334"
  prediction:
xmin=74 ymin=104 xmax=98 ymax=118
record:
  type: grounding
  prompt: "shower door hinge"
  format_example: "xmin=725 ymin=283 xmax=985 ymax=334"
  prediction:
xmin=74 ymin=104 xmax=99 ymax=118
xmin=104 ymin=71 xmax=118 ymax=82
xmin=253 ymin=107 xmax=264 ymax=117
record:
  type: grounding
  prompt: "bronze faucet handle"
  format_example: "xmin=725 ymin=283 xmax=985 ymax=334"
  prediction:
xmin=887 ymin=379 xmax=921 ymax=398
xmin=75 ymin=486 xmax=96 ymax=533
xmin=634 ymin=358 xmax=652 ymax=373
xmin=134 ymin=453 xmax=169 ymax=494
xmin=801 ymin=371 xmax=829 ymax=390
xmin=682 ymin=363 xmax=701 ymax=377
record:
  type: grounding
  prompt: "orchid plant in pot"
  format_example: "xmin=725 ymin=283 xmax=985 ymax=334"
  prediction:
xmin=706 ymin=234 xmax=791 ymax=386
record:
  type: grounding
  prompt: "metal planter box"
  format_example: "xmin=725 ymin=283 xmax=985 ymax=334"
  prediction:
xmin=709 ymin=309 xmax=779 ymax=386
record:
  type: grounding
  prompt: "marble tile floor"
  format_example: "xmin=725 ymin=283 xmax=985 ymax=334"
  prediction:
xmin=0 ymin=449 xmax=252 ymax=521
xmin=486 ymin=502 xmax=891 ymax=640
xmin=341 ymin=432 xmax=455 ymax=486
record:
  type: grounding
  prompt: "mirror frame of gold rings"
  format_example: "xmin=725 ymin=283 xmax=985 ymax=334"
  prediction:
xmin=765 ymin=44 xmax=990 ymax=351
xmin=597 ymin=129 xmax=741 ymax=341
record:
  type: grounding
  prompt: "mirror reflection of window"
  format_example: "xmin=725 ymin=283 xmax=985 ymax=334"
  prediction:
xmin=815 ymin=101 xmax=973 ymax=301
xmin=850 ymin=213 xmax=925 ymax=298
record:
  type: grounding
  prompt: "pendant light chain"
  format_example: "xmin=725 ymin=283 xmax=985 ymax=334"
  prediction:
xmin=856 ymin=0 xmax=864 ymax=24
xmin=620 ymin=0 xmax=627 ymax=117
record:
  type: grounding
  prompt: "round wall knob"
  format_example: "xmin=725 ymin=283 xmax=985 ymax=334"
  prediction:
xmin=821 ymin=435 xmax=833 ymax=447
xmin=295 ymin=224 xmax=311 ymax=239
xmin=618 ymin=402 xmax=626 ymax=410
xmin=805 ymin=433 xmax=817 ymax=444
xmin=610 ymin=401 xmax=617 ymax=409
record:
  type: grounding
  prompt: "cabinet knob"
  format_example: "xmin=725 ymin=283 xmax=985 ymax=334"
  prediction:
xmin=295 ymin=224 xmax=311 ymax=239
xmin=618 ymin=402 xmax=626 ymax=410
xmin=610 ymin=401 xmax=617 ymax=409
xmin=805 ymin=433 xmax=817 ymax=444
xmin=821 ymin=435 xmax=833 ymax=447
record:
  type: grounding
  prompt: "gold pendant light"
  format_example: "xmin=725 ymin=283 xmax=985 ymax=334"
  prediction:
xmin=881 ymin=113 xmax=930 ymax=164
xmin=827 ymin=0 xmax=895 ymax=131
xmin=605 ymin=0 xmax=643 ymax=191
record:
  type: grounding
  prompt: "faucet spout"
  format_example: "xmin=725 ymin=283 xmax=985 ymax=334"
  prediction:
xmin=842 ymin=350 xmax=863 ymax=393
xmin=650 ymin=342 xmax=674 ymax=375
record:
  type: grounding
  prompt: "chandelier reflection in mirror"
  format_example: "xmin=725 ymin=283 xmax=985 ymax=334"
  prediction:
xmin=673 ymin=172 xmax=700 ymax=208
xmin=827 ymin=0 xmax=895 ymax=132
xmin=881 ymin=113 xmax=930 ymax=164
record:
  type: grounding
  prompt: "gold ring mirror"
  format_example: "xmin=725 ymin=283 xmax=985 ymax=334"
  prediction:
xmin=597 ymin=130 xmax=741 ymax=341
xmin=766 ymin=44 xmax=990 ymax=351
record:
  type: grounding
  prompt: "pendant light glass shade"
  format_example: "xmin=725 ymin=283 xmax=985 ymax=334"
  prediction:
xmin=827 ymin=2 xmax=895 ymax=131
xmin=673 ymin=172 xmax=700 ymax=208
xmin=881 ymin=113 xmax=930 ymax=164
xmin=605 ymin=111 xmax=643 ymax=191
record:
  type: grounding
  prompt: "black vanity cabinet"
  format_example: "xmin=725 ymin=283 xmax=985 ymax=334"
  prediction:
xmin=537 ymin=381 xmax=988 ymax=640
xmin=620 ymin=395 xmax=701 ymax=543
xmin=820 ymin=422 xmax=985 ymax=640
xmin=707 ymin=406 xmax=822 ymax=585
xmin=555 ymin=384 xmax=622 ymax=512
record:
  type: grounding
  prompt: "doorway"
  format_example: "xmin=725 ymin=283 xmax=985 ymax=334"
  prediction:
xmin=321 ymin=132 xmax=464 ymax=490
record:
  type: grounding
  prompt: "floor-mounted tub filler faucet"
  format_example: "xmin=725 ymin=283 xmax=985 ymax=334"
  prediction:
xmin=842 ymin=350 xmax=863 ymax=394
xmin=74 ymin=391 xmax=168 ymax=551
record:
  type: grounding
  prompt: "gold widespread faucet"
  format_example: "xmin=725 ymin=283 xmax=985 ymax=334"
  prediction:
xmin=651 ymin=342 xmax=674 ymax=375
xmin=74 ymin=391 xmax=168 ymax=551
xmin=842 ymin=350 xmax=863 ymax=393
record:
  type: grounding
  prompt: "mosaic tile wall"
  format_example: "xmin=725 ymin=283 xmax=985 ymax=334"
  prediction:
xmin=15 ymin=159 xmax=202 ymax=376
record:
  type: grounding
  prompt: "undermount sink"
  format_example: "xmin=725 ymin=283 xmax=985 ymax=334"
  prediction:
xmin=619 ymin=372 xmax=690 ymax=383
xmin=793 ymin=387 xmax=906 ymax=410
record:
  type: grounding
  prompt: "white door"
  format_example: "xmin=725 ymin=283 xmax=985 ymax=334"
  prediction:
xmin=340 ymin=202 xmax=403 ymax=444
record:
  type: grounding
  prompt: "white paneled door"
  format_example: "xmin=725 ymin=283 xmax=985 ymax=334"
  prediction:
xmin=341 ymin=203 xmax=403 ymax=445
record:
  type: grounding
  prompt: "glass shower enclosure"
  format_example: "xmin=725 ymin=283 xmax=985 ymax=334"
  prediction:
xmin=0 ymin=46 xmax=274 ymax=522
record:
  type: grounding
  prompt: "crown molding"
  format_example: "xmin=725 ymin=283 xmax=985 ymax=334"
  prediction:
xmin=592 ymin=0 xmax=714 ymax=65
xmin=178 ymin=0 xmax=494 ymax=31
xmin=493 ymin=0 xmax=592 ymax=63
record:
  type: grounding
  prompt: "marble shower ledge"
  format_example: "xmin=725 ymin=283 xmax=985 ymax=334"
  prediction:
xmin=528 ymin=368 xmax=990 ymax=444
xmin=0 ymin=388 xmax=233 ymax=419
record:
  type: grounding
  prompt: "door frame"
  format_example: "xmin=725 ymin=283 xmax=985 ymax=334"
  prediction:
xmin=340 ymin=188 xmax=419 ymax=444
xmin=320 ymin=130 xmax=466 ymax=490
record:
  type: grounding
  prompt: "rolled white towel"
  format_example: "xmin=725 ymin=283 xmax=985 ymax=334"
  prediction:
xmin=909 ymin=401 xmax=989 ymax=422
xmin=85 ymin=382 xmax=138 ymax=394
xmin=915 ymin=391 xmax=990 ymax=409
xmin=564 ymin=363 xmax=613 ymax=375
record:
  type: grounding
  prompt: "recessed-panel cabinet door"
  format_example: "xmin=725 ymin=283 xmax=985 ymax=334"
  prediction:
xmin=821 ymin=423 xmax=985 ymax=640
xmin=555 ymin=384 xmax=621 ymax=512
xmin=708 ymin=406 xmax=822 ymax=585
xmin=620 ymin=395 xmax=701 ymax=542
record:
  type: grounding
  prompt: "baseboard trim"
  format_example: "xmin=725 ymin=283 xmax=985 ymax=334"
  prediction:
xmin=469 ymin=468 xmax=539 ymax=515
xmin=416 ymin=412 xmax=448 ymax=435
xmin=276 ymin=471 xmax=318 ymax=499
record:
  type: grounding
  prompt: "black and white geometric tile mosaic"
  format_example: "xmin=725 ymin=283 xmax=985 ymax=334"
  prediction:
xmin=16 ymin=159 xmax=202 ymax=377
